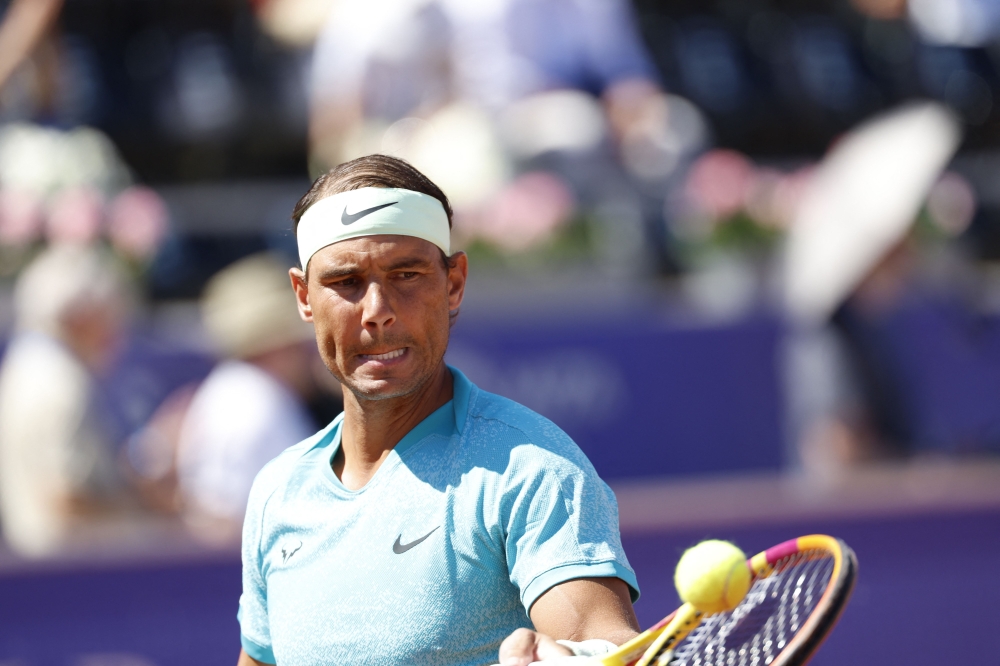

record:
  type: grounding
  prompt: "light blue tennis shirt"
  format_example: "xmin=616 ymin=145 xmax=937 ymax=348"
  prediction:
xmin=239 ymin=367 xmax=638 ymax=665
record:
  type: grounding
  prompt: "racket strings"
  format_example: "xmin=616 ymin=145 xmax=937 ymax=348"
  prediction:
xmin=666 ymin=549 xmax=835 ymax=666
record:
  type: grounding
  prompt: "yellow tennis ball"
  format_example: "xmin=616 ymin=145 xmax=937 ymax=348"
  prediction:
xmin=674 ymin=540 xmax=752 ymax=614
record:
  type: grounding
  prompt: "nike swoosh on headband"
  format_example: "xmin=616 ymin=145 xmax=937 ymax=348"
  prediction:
xmin=341 ymin=201 xmax=398 ymax=226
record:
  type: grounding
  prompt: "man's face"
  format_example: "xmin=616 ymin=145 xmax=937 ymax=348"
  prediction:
xmin=290 ymin=234 xmax=467 ymax=401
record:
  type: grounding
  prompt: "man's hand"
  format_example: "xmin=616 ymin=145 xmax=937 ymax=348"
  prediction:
xmin=498 ymin=628 xmax=574 ymax=666
xmin=498 ymin=577 xmax=640 ymax=665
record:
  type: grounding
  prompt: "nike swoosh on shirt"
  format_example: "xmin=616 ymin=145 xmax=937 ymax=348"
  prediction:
xmin=392 ymin=526 xmax=440 ymax=554
xmin=341 ymin=201 xmax=398 ymax=225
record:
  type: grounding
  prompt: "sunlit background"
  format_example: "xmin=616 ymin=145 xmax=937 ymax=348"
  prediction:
xmin=0 ymin=0 xmax=997 ymax=664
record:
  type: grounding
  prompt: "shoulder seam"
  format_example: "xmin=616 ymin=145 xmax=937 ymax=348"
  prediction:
xmin=462 ymin=386 xmax=561 ymax=436
xmin=464 ymin=411 xmax=569 ymax=452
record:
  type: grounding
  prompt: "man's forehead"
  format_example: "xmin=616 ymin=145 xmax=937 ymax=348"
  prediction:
xmin=312 ymin=234 xmax=440 ymax=268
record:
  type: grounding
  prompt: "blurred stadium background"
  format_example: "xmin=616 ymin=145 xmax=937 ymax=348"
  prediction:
xmin=0 ymin=0 xmax=998 ymax=663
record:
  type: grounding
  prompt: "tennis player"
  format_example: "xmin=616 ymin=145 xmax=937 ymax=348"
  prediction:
xmin=236 ymin=155 xmax=640 ymax=666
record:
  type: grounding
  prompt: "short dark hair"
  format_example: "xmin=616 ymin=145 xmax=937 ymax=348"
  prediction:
xmin=292 ymin=154 xmax=453 ymax=235
xmin=293 ymin=155 xmax=461 ymax=327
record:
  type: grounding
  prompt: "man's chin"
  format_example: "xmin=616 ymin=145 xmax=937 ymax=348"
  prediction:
xmin=344 ymin=376 xmax=421 ymax=401
xmin=341 ymin=355 xmax=446 ymax=402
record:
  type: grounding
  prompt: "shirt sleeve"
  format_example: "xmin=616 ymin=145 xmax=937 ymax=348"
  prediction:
xmin=238 ymin=478 xmax=277 ymax=664
xmin=501 ymin=440 xmax=639 ymax=615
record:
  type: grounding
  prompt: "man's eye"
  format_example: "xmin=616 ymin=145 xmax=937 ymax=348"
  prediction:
xmin=333 ymin=277 xmax=357 ymax=287
xmin=397 ymin=272 xmax=418 ymax=280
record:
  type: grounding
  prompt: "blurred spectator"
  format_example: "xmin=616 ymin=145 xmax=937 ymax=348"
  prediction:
xmin=173 ymin=253 xmax=324 ymax=544
xmin=309 ymin=0 xmax=707 ymax=273
xmin=0 ymin=0 xmax=62 ymax=119
xmin=309 ymin=0 xmax=660 ymax=150
xmin=0 ymin=244 xmax=140 ymax=556
xmin=251 ymin=0 xmax=338 ymax=49
xmin=907 ymin=0 xmax=1000 ymax=46
xmin=782 ymin=102 xmax=964 ymax=474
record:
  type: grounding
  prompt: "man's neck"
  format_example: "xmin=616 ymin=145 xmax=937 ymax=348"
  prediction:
xmin=334 ymin=363 xmax=453 ymax=490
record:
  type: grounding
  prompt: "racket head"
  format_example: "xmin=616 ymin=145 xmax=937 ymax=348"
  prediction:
xmin=667 ymin=534 xmax=857 ymax=666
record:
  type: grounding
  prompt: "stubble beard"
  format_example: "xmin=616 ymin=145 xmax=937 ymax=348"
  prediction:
xmin=343 ymin=367 xmax=433 ymax=402
xmin=328 ymin=335 xmax=445 ymax=403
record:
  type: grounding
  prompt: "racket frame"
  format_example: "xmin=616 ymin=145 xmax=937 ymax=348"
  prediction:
xmin=597 ymin=534 xmax=857 ymax=666
xmin=745 ymin=535 xmax=857 ymax=666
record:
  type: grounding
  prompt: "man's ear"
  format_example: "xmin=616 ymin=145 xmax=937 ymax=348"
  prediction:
xmin=446 ymin=251 xmax=468 ymax=312
xmin=289 ymin=267 xmax=313 ymax=322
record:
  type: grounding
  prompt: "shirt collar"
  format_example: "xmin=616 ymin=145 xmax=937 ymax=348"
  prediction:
xmin=391 ymin=365 xmax=472 ymax=456
xmin=449 ymin=364 xmax=473 ymax=435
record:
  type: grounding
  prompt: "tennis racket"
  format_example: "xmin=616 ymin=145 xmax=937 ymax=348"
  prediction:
xmin=600 ymin=534 xmax=857 ymax=666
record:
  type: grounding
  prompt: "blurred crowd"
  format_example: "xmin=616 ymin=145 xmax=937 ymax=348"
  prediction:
xmin=0 ymin=0 xmax=999 ymax=558
xmin=0 ymin=243 xmax=342 ymax=556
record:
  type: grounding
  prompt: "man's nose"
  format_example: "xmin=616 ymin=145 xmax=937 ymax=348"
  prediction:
xmin=361 ymin=282 xmax=395 ymax=331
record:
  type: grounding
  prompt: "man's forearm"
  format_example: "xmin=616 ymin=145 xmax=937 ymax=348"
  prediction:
xmin=530 ymin=577 xmax=639 ymax=644
xmin=499 ymin=577 xmax=640 ymax=665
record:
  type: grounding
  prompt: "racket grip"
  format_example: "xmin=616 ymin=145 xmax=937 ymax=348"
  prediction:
xmin=595 ymin=610 xmax=677 ymax=666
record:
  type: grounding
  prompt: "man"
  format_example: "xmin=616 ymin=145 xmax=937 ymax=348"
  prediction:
xmin=176 ymin=253 xmax=320 ymax=544
xmin=236 ymin=154 xmax=640 ymax=666
xmin=0 ymin=245 xmax=135 ymax=556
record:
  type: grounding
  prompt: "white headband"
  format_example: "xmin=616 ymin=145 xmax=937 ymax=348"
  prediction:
xmin=297 ymin=187 xmax=450 ymax=269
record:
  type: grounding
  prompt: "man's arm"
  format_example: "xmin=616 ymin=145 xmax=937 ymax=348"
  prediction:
xmin=0 ymin=0 xmax=62 ymax=91
xmin=498 ymin=577 xmax=640 ymax=666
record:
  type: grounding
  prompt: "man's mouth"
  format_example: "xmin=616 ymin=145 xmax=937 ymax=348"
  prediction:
xmin=358 ymin=348 xmax=407 ymax=361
